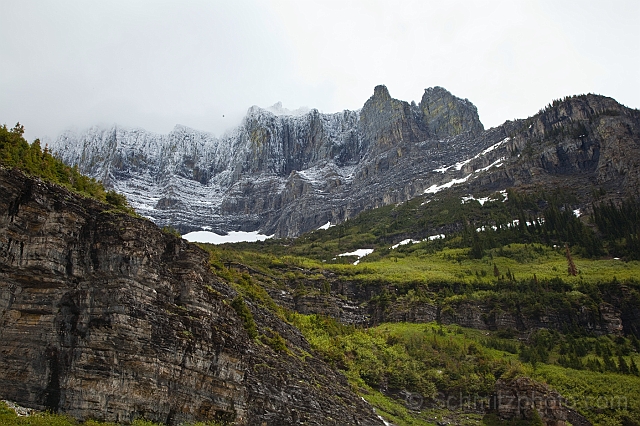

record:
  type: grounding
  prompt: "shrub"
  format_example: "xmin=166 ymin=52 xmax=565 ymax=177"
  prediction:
xmin=230 ymin=296 xmax=258 ymax=339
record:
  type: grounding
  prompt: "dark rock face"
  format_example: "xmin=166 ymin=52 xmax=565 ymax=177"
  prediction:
xmin=479 ymin=94 xmax=640 ymax=198
xmin=265 ymin=273 xmax=632 ymax=337
xmin=419 ymin=86 xmax=484 ymax=139
xmin=0 ymin=167 xmax=384 ymax=425
xmin=494 ymin=377 xmax=591 ymax=426
xmin=437 ymin=300 xmax=623 ymax=336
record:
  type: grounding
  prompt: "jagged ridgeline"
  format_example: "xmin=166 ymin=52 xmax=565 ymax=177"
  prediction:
xmin=48 ymin=87 xmax=640 ymax=238
xmin=48 ymin=85 xmax=489 ymax=237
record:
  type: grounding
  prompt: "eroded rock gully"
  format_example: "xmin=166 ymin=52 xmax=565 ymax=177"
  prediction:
xmin=0 ymin=167 xmax=384 ymax=425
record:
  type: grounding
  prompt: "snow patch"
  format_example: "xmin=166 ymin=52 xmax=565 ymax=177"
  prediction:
xmin=476 ymin=157 xmax=505 ymax=173
xmin=462 ymin=189 xmax=509 ymax=206
xmin=573 ymin=209 xmax=581 ymax=217
xmin=297 ymin=164 xmax=358 ymax=185
xmin=462 ymin=195 xmax=492 ymax=206
xmin=377 ymin=415 xmax=393 ymax=426
xmin=426 ymin=142 xmax=510 ymax=195
xmin=338 ymin=248 xmax=374 ymax=265
xmin=183 ymin=230 xmax=273 ymax=244
xmin=391 ymin=239 xmax=418 ymax=249
xmin=360 ymin=397 xmax=393 ymax=426
xmin=424 ymin=174 xmax=472 ymax=194
xmin=391 ymin=235 xmax=444 ymax=249
xmin=475 ymin=216 xmax=544 ymax=233
xmin=476 ymin=225 xmax=498 ymax=232
xmin=318 ymin=221 xmax=334 ymax=230
xmin=433 ymin=137 xmax=510 ymax=174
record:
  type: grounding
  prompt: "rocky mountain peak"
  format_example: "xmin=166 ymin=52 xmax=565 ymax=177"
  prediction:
xmin=419 ymin=86 xmax=484 ymax=139
xmin=372 ymin=84 xmax=392 ymax=100
xmin=496 ymin=93 xmax=640 ymax=196
xmin=526 ymin=94 xmax=633 ymax=140
xmin=359 ymin=85 xmax=429 ymax=153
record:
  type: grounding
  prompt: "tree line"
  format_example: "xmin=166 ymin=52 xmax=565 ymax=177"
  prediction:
xmin=463 ymin=190 xmax=640 ymax=260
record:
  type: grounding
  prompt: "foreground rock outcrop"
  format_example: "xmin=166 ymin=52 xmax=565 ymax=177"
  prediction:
xmin=494 ymin=377 xmax=591 ymax=426
xmin=0 ymin=167 xmax=384 ymax=425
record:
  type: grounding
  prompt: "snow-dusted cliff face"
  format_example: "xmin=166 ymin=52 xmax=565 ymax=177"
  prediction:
xmin=68 ymin=85 xmax=640 ymax=238
xmin=51 ymin=88 xmax=640 ymax=237
xmin=48 ymin=85 xmax=499 ymax=236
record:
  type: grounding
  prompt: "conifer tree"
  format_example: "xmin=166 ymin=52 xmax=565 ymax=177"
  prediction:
xmin=618 ymin=355 xmax=630 ymax=374
xmin=603 ymin=353 xmax=617 ymax=372
xmin=565 ymin=244 xmax=577 ymax=276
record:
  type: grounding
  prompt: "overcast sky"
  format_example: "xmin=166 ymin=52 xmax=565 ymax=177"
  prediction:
xmin=2 ymin=0 xmax=639 ymax=143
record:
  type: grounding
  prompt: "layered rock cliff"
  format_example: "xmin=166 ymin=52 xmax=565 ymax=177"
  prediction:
xmin=0 ymin=167 xmax=384 ymax=425
xmin=468 ymin=94 xmax=640 ymax=199
xmin=261 ymin=269 xmax=636 ymax=337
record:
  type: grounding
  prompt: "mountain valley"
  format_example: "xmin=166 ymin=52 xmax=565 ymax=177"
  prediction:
xmin=2 ymin=86 xmax=640 ymax=426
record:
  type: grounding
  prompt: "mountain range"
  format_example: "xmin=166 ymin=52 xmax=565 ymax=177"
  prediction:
xmin=3 ymin=85 xmax=640 ymax=425
xmin=50 ymin=85 xmax=640 ymax=238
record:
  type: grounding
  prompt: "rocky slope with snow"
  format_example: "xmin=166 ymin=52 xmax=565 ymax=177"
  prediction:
xmin=50 ymin=87 xmax=640 ymax=237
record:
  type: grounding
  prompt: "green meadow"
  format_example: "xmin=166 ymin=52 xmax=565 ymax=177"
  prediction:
xmin=198 ymin=186 xmax=640 ymax=426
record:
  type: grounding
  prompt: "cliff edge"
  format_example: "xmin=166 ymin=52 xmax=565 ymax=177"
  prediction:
xmin=0 ymin=166 xmax=383 ymax=425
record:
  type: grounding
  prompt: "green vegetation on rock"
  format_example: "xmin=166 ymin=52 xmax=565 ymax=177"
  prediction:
xmin=0 ymin=401 xmax=229 ymax=426
xmin=0 ymin=123 xmax=136 ymax=214
xmin=230 ymin=295 xmax=258 ymax=339
xmin=202 ymin=184 xmax=640 ymax=425
xmin=286 ymin=316 xmax=640 ymax=426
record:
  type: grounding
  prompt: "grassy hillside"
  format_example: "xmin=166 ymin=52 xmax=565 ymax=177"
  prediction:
xmin=0 ymin=402 xmax=226 ymax=426
xmin=200 ymin=184 xmax=640 ymax=426
xmin=231 ymin=184 xmax=639 ymax=261
xmin=285 ymin=316 xmax=640 ymax=426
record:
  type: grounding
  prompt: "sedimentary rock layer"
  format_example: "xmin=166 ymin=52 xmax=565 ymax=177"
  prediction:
xmin=0 ymin=167 xmax=383 ymax=425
